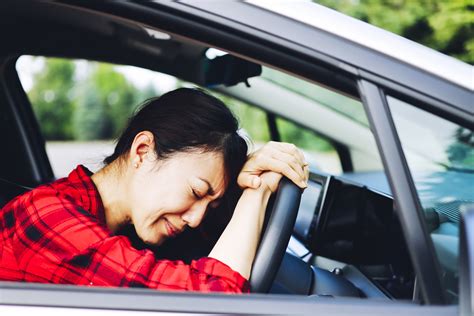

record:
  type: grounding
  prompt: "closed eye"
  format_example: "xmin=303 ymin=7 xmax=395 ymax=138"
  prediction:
xmin=192 ymin=189 xmax=202 ymax=199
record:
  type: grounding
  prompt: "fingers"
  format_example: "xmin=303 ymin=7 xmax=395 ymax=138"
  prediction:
xmin=271 ymin=142 xmax=306 ymax=166
xmin=237 ymin=173 xmax=262 ymax=189
xmin=269 ymin=150 xmax=306 ymax=186
xmin=259 ymin=171 xmax=283 ymax=193
xmin=239 ymin=141 xmax=309 ymax=189
xmin=265 ymin=142 xmax=308 ymax=187
xmin=260 ymin=156 xmax=307 ymax=188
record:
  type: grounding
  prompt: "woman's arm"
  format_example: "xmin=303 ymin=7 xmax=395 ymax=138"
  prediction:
xmin=209 ymin=141 xmax=308 ymax=279
xmin=5 ymin=188 xmax=249 ymax=292
xmin=208 ymin=172 xmax=281 ymax=279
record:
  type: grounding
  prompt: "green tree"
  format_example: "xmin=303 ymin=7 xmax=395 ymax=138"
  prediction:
xmin=27 ymin=58 xmax=160 ymax=141
xmin=277 ymin=118 xmax=334 ymax=152
xmin=73 ymin=82 xmax=113 ymax=140
xmin=28 ymin=58 xmax=76 ymax=140
xmin=211 ymin=92 xmax=271 ymax=143
xmin=315 ymin=0 xmax=473 ymax=64
xmin=87 ymin=63 xmax=138 ymax=138
xmin=73 ymin=63 xmax=158 ymax=140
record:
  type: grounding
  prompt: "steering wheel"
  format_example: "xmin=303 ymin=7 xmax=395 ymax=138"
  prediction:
xmin=249 ymin=178 xmax=302 ymax=293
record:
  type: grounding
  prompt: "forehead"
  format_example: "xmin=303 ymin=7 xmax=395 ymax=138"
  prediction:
xmin=173 ymin=149 xmax=223 ymax=166
xmin=171 ymin=150 xmax=226 ymax=192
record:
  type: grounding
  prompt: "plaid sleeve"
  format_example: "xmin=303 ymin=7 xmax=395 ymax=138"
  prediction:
xmin=11 ymin=188 xmax=249 ymax=293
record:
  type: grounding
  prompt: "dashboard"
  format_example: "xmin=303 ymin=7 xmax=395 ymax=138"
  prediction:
xmin=287 ymin=172 xmax=415 ymax=299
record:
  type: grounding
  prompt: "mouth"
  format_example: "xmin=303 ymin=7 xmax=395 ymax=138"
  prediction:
xmin=164 ymin=218 xmax=180 ymax=238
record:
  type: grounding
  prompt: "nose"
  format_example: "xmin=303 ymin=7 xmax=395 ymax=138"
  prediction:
xmin=181 ymin=200 xmax=209 ymax=228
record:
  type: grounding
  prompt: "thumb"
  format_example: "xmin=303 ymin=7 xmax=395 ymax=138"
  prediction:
xmin=238 ymin=173 xmax=261 ymax=189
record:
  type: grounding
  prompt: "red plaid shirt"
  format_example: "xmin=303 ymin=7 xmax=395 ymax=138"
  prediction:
xmin=0 ymin=165 xmax=249 ymax=293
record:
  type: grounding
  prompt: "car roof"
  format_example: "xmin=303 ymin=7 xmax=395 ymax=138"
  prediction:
xmin=173 ymin=0 xmax=471 ymax=115
xmin=248 ymin=0 xmax=472 ymax=91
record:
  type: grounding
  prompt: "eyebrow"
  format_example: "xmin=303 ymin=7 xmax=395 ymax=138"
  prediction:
xmin=198 ymin=177 xmax=216 ymax=196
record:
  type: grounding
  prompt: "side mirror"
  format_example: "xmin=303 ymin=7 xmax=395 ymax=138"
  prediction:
xmin=459 ymin=204 xmax=473 ymax=316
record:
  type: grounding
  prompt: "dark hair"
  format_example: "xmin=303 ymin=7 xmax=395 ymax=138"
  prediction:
xmin=104 ymin=87 xmax=248 ymax=185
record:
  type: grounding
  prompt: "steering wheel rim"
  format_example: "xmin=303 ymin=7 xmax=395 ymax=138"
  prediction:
xmin=249 ymin=178 xmax=302 ymax=293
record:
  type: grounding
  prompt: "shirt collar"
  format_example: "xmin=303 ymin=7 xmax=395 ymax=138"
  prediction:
xmin=67 ymin=165 xmax=106 ymax=225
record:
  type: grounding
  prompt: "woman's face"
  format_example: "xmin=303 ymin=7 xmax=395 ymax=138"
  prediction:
xmin=127 ymin=149 xmax=226 ymax=246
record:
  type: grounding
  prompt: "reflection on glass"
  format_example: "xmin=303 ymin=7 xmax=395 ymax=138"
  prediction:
xmin=262 ymin=67 xmax=368 ymax=126
xmin=388 ymin=96 xmax=473 ymax=303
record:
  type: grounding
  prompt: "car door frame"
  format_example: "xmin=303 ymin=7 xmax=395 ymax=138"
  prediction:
xmin=357 ymin=80 xmax=446 ymax=304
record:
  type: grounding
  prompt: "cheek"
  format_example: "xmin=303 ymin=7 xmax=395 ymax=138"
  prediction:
xmin=127 ymin=179 xmax=162 ymax=235
xmin=129 ymin=179 xmax=192 ymax=230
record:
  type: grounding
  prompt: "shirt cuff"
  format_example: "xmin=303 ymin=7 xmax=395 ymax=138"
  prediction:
xmin=191 ymin=257 xmax=250 ymax=293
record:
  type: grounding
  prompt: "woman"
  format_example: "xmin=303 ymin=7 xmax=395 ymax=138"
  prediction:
xmin=0 ymin=88 xmax=308 ymax=293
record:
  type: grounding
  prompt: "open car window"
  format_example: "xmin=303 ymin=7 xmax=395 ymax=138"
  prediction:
xmin=16 ymin=56 xmax=344 ymax=177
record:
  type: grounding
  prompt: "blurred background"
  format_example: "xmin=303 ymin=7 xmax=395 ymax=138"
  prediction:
xmin=15 ymin=0 xmax=472 ymax=177
xmin=316 ymin=0 xmax=473 ymax=64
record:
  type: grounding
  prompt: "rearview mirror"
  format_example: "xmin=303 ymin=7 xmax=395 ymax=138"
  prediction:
xmin=203 ymin=54 xmax=262 ymax=87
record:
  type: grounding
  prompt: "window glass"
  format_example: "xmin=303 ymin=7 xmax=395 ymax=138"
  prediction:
xmin=209 ymin=91 xmax=271 ymax=145
xmin=276 ymin=117 xmax=342 ymax=174
xmin=388 ymin=96 xmax=474 ymax=303
xmin=261 ymin=66 xmax=382 ymax=173
xmin=262 ymin=67 xmax=368 ymax=126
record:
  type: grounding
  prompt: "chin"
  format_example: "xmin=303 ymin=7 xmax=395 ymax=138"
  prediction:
xmin=136 ymin=227 xmax=164 ymax=246
xmin=141 ymin=235 xmax=164 ymax=246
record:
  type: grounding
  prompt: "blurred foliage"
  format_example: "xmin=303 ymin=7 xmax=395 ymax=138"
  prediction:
xmin=28 ymin=58 xmax=77 ymax=140
xmin=211 ymin=91 xmax=270 ymax=144
xmin=28 ymin=58 xmax=158 ymax=140
xmin=447 ymin=127 xmax=474 ymax=169
xmin=73 ymin=80 xmax=112 ymax=141
xmin=75 ymin=63 xmax=146 ymax=140
xmin=315 ymin=0 xmax=473 ymax=64
xmin=276 ymin=118 xmax=334 ymax=152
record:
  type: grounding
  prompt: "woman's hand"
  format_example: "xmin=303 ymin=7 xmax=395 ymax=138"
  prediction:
xmin=210 ymin=143 xmax=307 ymax=279
xmin=237 ymin=141 xmax=309 ymax=190
xmin=258 ymin=171 xmax=283 ymax=193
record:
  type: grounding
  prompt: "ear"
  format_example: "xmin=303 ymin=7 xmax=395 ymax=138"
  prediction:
xmin=129 ymin=131 xmax=156 ymax=167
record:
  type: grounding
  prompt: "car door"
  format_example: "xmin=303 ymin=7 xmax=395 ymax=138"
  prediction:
xmin=0 ymin=1 xmax=469 ymax=315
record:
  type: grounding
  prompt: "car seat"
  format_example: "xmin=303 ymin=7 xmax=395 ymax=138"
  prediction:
xmin=0 ymin=178 xmax=31 ymax=208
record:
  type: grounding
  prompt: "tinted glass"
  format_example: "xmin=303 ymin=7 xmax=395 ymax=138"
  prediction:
xmin=276 ymin=117 xmax=342 ymax=174
xmin=262 ymin=67 xmax=368 ymax=126
xmin=388 ymin=96 xmax=474 ymax=303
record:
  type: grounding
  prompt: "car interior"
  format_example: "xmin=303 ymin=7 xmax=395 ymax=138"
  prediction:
xmin=1 ymin=1 xmax=420 ymax=302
